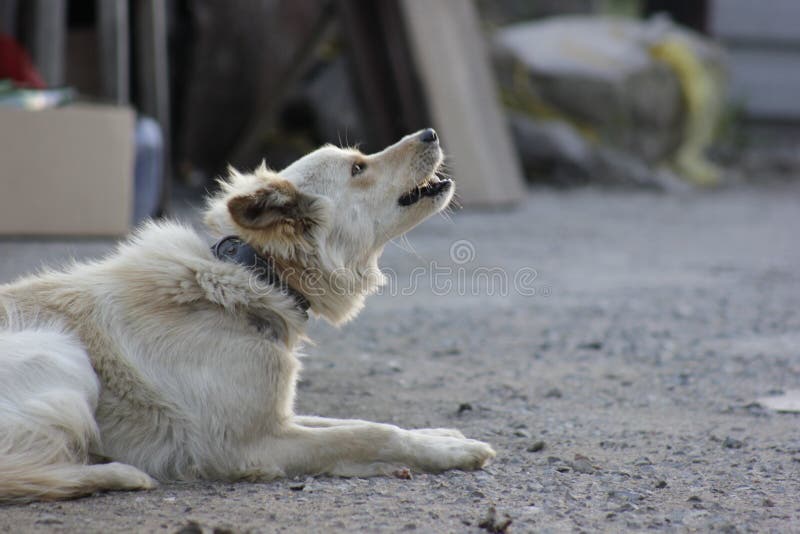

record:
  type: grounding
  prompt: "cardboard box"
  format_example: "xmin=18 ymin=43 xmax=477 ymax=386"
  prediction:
xmin=0 ymin=103 xmax=134 ymax=236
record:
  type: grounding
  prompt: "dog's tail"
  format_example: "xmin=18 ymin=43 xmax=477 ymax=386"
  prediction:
xmin=0 ymin=313 xmax=155 ymax=502
xmin=0 ymin=421 xmax=156 ymax=503
xmin=0 ymin=394 xmax=97 ymax=502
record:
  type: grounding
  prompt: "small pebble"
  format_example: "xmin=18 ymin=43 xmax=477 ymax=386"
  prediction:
xmin=722 ymin=437 xmax=744 ymax=449
xmin=478 ymin=506 xmax=512 ymax=534
xmin=571 ymin=458 xmax=596 ymax=474
xmin=175 ymin=522 xmax=203 ymax=534
xmin=393 ymin=468 xmax=412 ymax=480
xmin=571 ymin=454 xmax=597 ymax=474
xmin=527 ymin=441 xmax=546 ymax=453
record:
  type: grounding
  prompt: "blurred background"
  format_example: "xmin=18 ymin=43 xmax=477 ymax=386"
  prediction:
xmin=2 ymin=4 xmax=800 ymax=530
xmin=1 ymin=0 xmax=798 ymax=235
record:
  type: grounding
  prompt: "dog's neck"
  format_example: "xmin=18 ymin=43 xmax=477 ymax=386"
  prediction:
xmin=264 ymin=247 xmax=385 ymax=326
xmin=211 ymin=236 xmax=311 ymax=318
xmin=212 ymin=235 xmax=385 ymax=326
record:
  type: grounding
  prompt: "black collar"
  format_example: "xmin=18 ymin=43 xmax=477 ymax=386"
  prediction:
xmin=211 ymin=236 xmax=310 ymax=318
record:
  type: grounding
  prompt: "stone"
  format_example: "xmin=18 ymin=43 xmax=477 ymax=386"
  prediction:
xmin=508 ymin=114 xmax=593 ymax=184
xmin=722 ymin=437 xmax=744 ymax=449
xmin=527 ymin=441 xmax=546 ymax=453
xmin=509 ymin=113 xmax=692 ymax=190
xmin=571 ymin=457 xmax=596 ymax=474
xmin=544 ymin=388 xmax=563 ymax=399
xmin=493 ymin=15 xmax=726 ymax=185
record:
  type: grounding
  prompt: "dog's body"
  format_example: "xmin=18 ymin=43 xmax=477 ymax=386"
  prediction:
xmin=0 ymin=130 xmax=494 ymax=502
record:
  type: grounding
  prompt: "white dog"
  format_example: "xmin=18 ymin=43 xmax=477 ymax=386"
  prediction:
xmin=0 ymin=129 xmax=495 ymax=502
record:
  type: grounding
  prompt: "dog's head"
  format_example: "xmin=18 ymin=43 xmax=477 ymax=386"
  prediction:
xmin=204 ymin=129 xmax=453 ymax=323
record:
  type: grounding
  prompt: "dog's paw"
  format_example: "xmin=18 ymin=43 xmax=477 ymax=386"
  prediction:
xmin=93 ymin=462 xmax=158 ymax=491
xmin=126 ymin=471 xmax=158 ymax=491
xmin=404 ymin=433 xmax=496 ymax=472
xmin=411 ymin=428 xmax=466 ymax=439
xmin=448 ymin=439 xmax=496 ymax=471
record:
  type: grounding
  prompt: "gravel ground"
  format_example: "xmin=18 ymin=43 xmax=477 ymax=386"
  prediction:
xmin=1 ymin=184 xmax=799 ymax=533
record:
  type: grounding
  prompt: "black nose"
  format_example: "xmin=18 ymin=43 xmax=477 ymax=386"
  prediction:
xmin=420 ymin=128 xmax=438 ymax=143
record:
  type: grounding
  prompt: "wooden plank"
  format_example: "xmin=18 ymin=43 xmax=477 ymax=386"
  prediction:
xmin=399 ymin=0 xmax=525 ymax=206
xmin=97 ymin=0 xmax=130 ymax=105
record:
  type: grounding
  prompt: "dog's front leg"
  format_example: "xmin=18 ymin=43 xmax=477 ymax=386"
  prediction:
xmin=293 ymin=415 xmax=467 ymax=438
xmin=292 ymin=415 xmax=371 ymax=428
xmin=259 ymin=420 xmax=494 ymax=478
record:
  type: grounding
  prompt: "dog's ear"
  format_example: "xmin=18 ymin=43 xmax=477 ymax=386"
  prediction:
xmin=227 ymin=179 xmax=325 ymax=236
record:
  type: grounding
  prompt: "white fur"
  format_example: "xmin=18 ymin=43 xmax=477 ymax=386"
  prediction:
xmin=0 ymin=131 xmax=494 ymax=502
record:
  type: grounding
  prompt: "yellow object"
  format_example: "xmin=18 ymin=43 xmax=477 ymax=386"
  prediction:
xmin=650 ymin=37 xmax=723 ymax=186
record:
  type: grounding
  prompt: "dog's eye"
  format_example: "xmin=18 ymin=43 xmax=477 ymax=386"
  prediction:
xmin=351 ymin=162 xmax=366 ymax=176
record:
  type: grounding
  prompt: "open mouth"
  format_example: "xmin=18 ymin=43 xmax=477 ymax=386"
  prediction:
xmin=398 ymin=176 xmax=453 ymax=206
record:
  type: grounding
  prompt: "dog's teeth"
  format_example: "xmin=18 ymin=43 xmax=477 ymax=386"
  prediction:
xmin=419 ymin=176 xmax=438 ymax=188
